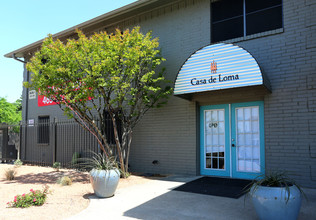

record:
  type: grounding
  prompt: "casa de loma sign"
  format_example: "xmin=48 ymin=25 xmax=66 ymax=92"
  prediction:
xmin=174 ymin=43 xmax=265 ymax=95
xmin=190 ymin=60 xmax=240 ymax=86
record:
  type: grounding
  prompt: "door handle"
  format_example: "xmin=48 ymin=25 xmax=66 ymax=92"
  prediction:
xmin=232 ymin=144 xmax=235 ymax=147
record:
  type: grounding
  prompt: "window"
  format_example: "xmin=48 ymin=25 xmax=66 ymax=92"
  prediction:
xmin=103 ymin=111 xmax=122 ymax=145
xmin=211 ymin=0 xmax=283 ymax=42
xmin=38 ymin=116 xmax=50 ymax=144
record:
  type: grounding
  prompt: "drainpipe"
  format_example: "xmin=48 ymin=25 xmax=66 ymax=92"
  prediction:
xmin=12 ymin=53 xmax=28 ymax=160
xmin=23 ymin=67 xmax=30 ymax=161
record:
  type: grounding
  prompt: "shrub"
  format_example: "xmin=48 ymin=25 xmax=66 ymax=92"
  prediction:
xmin=57 ymin=175 xmax=72 ymax=186
xmin=53 ymin=162 xmax=61 ymax=171
xmin=14 ymin=159 xmax=23 ymax=167
xmin=71 ymin=152 xmax=80 ymax=165
xmin=5 ymin=168 xmax=16 ymax=180
xmin=120 ymin=171 xmax=131 ymax=178
xmin=7 ymin=185 xmax=50 ymax=208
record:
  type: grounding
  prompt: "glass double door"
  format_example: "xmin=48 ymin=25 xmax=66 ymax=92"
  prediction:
xmin=200 ymin=101 xmax=265 ymax=179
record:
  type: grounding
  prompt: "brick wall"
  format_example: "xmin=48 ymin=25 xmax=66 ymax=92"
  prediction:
xmin=233 ymin=0 xmax=316 ymax=187
xmin=128 ymin=0 xmax=316 ymax=187
xmin=21 ymin=0 xmax=316 ymax=187
xmin=127 ymin=0 xmax=210 ymax=175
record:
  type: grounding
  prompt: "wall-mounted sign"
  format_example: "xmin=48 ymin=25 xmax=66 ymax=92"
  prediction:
xmin=38 ymin=95 xmax=57 ymax=107
xmin=28 ymin=119 xmax=34 ymax=126
xmin=174 ymin=43 xmax=270 ymax=96
xmin=29 ymin=90 xmax=36 ymax=99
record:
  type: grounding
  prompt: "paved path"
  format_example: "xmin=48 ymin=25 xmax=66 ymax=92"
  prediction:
xmin=68 ymin=176 xmax=316 ymax=220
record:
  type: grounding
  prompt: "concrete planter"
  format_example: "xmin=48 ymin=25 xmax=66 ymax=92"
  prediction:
xmin=251 ymin=185 xmax=302 ymax=220
xmin=90 ymin=168 xmax=120 ymax=198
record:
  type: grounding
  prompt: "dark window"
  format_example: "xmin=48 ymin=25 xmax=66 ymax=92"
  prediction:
xmin=212 ymin=0 xmax=243 ymax=42
xmin=211 ymin=0 xmax=283 ymax=42
xmin=38 ymin=116 xmax=50 ymax=144
xmin=245 ymin=0 xmax=282 ymax=35
xmin=103 ymin=112 xmax=122 ymax=145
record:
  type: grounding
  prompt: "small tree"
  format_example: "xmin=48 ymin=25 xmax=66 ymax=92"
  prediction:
xmin=0 ymin=97 xmax=22 ymax=124
xmin=25 ymin=27 xmax=172 ymax=177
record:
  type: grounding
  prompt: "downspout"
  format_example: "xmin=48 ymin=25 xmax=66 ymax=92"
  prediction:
xmin=24 ymin=66 xmax=29 ymax=161
xmin=12 ymin=53 xmax=28 ymax=160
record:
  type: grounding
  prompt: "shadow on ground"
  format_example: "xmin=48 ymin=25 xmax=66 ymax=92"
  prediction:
xmin=122 ymin=184 xmax=316 ymax=220
xmin=122 ymin=190 xmax=257 ymax=220
xmin=1 ymin=170 xmax=90 ymax=185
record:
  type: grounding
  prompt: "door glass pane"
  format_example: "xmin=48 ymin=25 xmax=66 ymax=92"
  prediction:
xmin=251 ymin=108 xmax=259 ymax=120
xmin=238 ymin=121 xmax=244 ymax=133
xmin=245 ymin=134 xmax=252 ymax=146
xmin=244 ymin=108 xmax=251 ymax=120
xmin=253 ymin=160 xmax=260 ymax=172
xmin=206 ymin=158 xmax=212 ymax=168
xmin=245 ymin=146 xmax=252 ymax=159
xmin=219 ymin=134 xmax=225 ymax=145
xmin=237 ymin=134 xmax=245 ymax=145
xmin=253 ymin=147 xmax=260 ymax=160
xmin=206 ymin=111 xmax=212 ymax=122
xmin=205 ymin=109 xmax=225 ymax=170
xmin=252 ymin=121 xmax=258 ymax=133
xmin=237 ymin=108 xmax=243 ymax=120
xmin=219 ymin=111 xmax=224 ymax=121
xmin=219 ymin=121 xmax=225 ymax=133
xmin=211 ymin=111 xmax=218 ymax=121
xmin=245 ymin=121 xmax=251 ymax=133
xmin=236 ymin=106 xmax=260 ymax=172
xmin=238 ymin=146 xmax=246 ymax=159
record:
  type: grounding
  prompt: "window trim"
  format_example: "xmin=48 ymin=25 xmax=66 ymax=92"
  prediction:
xmin=224 ymin=27 xmax=284 ymax=44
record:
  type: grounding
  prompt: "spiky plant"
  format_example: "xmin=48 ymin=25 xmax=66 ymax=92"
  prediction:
xmin=57 ymin=176 xmax=72 ymax=186
xmin=79 ymin=151 xmax=118 ymax=171
xmin=248 ymin=171 xmax=305 ymax=203
xmin=5 ymin=168 xmax=16 ymax=180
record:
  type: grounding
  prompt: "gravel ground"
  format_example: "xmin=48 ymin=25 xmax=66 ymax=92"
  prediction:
xmin=0 ymin=164 xmax=150 ymax=220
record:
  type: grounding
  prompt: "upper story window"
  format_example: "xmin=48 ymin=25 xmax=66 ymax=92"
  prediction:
xmin=211 ymin=0 xmax=283 ymax=43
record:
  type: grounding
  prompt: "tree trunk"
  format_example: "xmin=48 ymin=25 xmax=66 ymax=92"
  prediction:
xmin=124 ymin=129 xmax=132 ymax=173
xmin=109 ymin=112 xmax=126 ymax=177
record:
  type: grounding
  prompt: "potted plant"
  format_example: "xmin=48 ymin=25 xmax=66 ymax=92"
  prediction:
xmin=248 ymin=171 xmax=304 ymax=220
xmin=83 ymin=152 xmax=120 ymax=198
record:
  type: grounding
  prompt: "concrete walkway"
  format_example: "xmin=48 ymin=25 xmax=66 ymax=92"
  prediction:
xmin=68 ymin=176 xmax=316 ymax=220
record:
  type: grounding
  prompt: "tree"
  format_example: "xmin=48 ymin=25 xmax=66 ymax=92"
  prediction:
xmin=0 ymin=97 xmax=22 ymax=124
xmin=25 ymin=27 xmax=172 ymax=177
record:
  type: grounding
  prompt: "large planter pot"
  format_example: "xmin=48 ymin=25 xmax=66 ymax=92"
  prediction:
xmin=251 ymin=185 xmax=302 ymax=220
xmin=90 ymin=168 xmax=120 ymax=198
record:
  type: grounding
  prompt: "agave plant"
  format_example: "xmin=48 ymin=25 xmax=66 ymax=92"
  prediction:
xmin=79 ymin=151 xmax=118 ymax=171
xmin=248 ymin=170 xmax=305 ymax=203
xmin=86 ymin=151 xmax=121 ymax=197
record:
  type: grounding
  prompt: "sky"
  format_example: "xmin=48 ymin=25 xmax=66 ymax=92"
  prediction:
xmin=0 ymin=0 xmax=136 ymax=103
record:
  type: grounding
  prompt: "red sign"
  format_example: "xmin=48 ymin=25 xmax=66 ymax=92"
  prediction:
xmin=38 ymin=95 xmax=57 ymax=107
